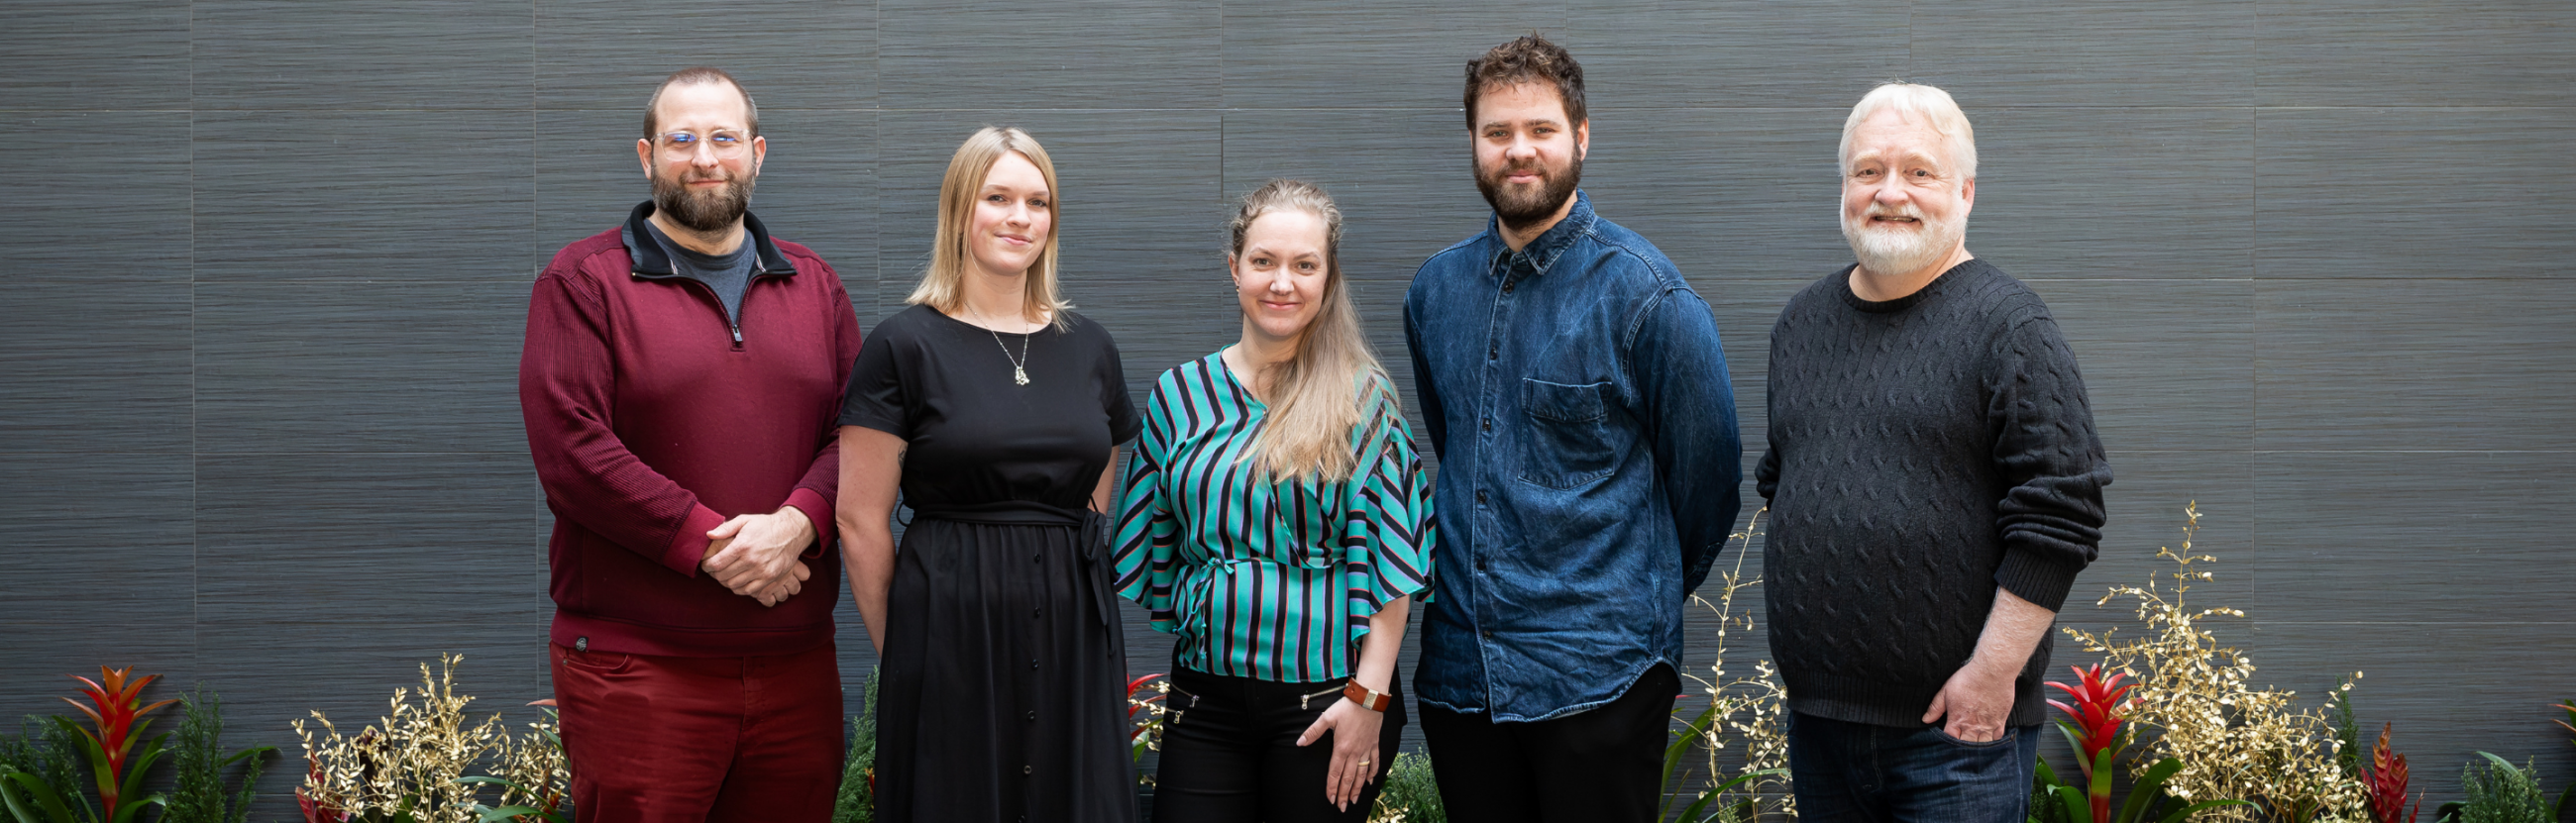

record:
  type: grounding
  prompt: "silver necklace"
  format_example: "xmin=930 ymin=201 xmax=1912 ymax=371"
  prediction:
xmin=981 ymin=319 xmax=1031 ymax=385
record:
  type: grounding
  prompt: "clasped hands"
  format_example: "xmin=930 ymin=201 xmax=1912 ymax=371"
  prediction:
xmin=699 ymin=506 xmax=816 ymax=607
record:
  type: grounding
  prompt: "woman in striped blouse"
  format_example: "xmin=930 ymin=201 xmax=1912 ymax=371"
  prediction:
xmin=1111 ymin=179 xmax=1436 ymax=822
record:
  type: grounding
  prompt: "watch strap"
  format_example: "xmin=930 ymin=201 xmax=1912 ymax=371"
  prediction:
xmin=1342 ymin=679 xmax=1392 ymax=712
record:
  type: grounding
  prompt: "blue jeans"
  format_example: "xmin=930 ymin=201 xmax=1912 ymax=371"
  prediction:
xmin=1786 ymin=712 xmax=2040 ymax=823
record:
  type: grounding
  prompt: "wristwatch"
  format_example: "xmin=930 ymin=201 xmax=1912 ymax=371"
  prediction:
xmin=1342 ymin=680 xmax=1393 ymax=712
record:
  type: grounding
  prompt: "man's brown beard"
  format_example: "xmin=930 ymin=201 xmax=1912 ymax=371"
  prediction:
xmin=650 ymin=166 xmax=756 ymax=232
xmin=1474 ymin=152 xmax=1583 ymax=232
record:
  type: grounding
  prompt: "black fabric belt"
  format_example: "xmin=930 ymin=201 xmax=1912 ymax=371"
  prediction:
xmin=912 ymin=502 xmax=1125 ymax=659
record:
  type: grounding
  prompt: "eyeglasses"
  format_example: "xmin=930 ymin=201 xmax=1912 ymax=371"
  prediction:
xmin=656 ymin=130 xmax=751 ymax=157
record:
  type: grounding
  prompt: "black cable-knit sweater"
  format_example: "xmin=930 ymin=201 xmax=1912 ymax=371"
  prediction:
xmin=1755 ymin=258 xmax=2111 ymax=728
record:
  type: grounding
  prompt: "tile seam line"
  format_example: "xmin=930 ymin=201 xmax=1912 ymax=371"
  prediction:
xmin=27 ymin=105 xmax=2576 ymax=110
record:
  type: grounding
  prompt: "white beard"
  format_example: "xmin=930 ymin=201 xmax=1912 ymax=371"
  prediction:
xmin=1843 ymin=204 xmax=1964 ymax=279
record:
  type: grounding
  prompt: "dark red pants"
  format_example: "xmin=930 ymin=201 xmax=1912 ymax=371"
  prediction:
xmin=551 ymin=642 xmax=844 ymax=823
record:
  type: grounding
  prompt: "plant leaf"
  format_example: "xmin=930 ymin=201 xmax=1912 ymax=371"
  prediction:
xmin=2153 ymin=799 xmax=2251 ymax=823
xmin=2057 ymin=783 xmax=2092 ymax=823
xmin=2117 ymin=758 xmax=2188 ymax=823
xmin=107 ymin=792 xmax=165 ymax=823
xmin=1 ymin=773 xmax=75 ymax=823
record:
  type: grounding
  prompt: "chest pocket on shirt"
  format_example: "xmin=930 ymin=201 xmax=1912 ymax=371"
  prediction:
xmin=1516 ymin=378 xmax=1618 ymax=489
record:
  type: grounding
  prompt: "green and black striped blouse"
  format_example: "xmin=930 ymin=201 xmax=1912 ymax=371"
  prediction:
xmin=1110 ymin=351 xmax=1437 ymax=684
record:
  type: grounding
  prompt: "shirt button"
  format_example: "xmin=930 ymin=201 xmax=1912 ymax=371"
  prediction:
xmin=1031 ymin=607 xmax=1041 ymax=619
xmin=1023 ymin=765 xmax=1033 ymax=775
xmin=1503 ymin=280 xmax=1515 ymax=294
xmin=1027 ymin=711 xmax=1037 ymax=722
xmin=1031 ymin=658 xmax=1040 ymax=670
xmin=1475 ymin=558 xmax=1488 ymax=571
xmin=1475 ymin=489 xmax=1487 ymax=505
xmin=1480 ymin=418 xmax=1492 ymax=433
xmin=1481 ymin=629 xmax=1494 ymax=639
xmin=1033 ymin=554 xmax=1042 ymax=564
xmin=1488 ymin=342 xmax=1498 ymax=360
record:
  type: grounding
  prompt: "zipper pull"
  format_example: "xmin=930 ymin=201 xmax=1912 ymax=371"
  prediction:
xmin=730 ymin=326 xmax=743 ymax=345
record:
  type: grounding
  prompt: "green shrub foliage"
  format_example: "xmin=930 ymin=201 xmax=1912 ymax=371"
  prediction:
xmin=161 ymin=685 xmax=270 ymax=823
xmin=2458 ymin=753 xmax=2548 ymax=823
xmin=0 ymin=716 xmax=97 ymax=820
xmin=834 ymin=669 xmax=880 ymax=823
xmin=1370 ymin=752 xmax=1444 ymax=823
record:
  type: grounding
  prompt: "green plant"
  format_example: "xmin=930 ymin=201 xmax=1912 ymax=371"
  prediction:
xmin=0 ymin=717 xmax=93 ymax=823
xmin=834 ymin=669 xmax=879 ymax=823
xmin=1366 ymin=752 xmax=1443 ymax=823
xmin=0 ymin=668 xmax=179 ymax=823
xmin=163 ymin=684 xmax=275 ymax=823
xmin=2456 ymin=753 xmax=2547 ymax=823
xmin=2030 ymin=754 xmax=2245 ymax=823
xmin=2331 ymin=678 xmax=2364 ymax=781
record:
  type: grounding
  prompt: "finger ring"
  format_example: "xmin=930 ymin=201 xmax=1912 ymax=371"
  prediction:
xmin=1358 ymin=760 xmax=1370 ymax=767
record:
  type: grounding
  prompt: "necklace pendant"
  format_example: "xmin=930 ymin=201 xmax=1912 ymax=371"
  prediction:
xmin=1014 ymin=366 xmax=1029 ymax=386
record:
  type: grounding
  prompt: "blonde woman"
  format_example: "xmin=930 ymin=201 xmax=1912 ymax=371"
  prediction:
xmin=1110 ymin=179 xmax=1436 ymax=822
xmin=836 ymin=127 xmax=1140 ymax=823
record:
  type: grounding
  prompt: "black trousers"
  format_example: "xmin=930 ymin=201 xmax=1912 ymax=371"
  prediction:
xmin=1417 ymin=663 xmax=1679 ymax=823
xmin=1150 ymin=667 xmax=1407 ymax=823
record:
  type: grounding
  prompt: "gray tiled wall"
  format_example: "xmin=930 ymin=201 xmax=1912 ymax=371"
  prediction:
xmin=2 ymin=1 xmax=2570 ymax=817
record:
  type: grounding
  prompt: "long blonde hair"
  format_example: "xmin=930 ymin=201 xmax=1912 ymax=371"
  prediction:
xmin=1230 ymin=179 xmax=1398 ymax=482
xmin=909 ymin=126 xmax=1073 ymax=329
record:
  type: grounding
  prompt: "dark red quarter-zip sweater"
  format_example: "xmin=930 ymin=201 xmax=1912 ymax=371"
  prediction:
xmin=521 ymin=202 xmax=863 ymax=658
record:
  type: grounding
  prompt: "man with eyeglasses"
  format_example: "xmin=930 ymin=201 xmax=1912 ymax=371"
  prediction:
xmin=520 ymin=65 xmax=862 ymax=822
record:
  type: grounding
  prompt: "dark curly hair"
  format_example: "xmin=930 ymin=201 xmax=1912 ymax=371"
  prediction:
xmin=1462 ymin=35 xmax=1586 ymax=131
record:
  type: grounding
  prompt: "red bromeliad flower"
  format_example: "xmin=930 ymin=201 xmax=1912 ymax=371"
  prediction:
xmin=2044 ymin=663 xmax=2135 ymax=780
xmin=2046 ymin=663 xmax=2138 ymax=823
xmin=60 ymin=667 xmax=179 ymax=819
xmin=2366 ymin=724 xmax=2420 ymax=823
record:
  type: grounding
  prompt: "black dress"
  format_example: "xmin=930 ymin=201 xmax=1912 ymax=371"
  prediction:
xmin=838 ymin=304 xmax=1142 ymax=823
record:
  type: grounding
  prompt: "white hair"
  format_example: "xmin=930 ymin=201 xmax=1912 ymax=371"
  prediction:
xmin=1839 ymin=82 xmax=1977 ymax=179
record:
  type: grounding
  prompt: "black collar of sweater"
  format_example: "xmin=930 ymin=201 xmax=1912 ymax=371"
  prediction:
xmin=619 ymin=200 xmax=794 ymax=277
xmin=1836 ymin=257 xmax=1992 ymax=314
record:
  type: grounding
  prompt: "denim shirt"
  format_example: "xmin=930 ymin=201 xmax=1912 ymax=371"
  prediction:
xmin=1402 ymin=191 xmax=1743 ymax=721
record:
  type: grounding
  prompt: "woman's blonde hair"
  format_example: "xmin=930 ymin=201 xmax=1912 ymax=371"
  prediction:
xmin=1229 ymin=179 xmax=1398 ymax=482
xmin=909 ymin=126 xmax=1073 ymax=329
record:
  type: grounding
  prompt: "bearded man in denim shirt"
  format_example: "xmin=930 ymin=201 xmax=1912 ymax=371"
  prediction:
xmin=1402 ymin=36 xmax=1743 ymax=823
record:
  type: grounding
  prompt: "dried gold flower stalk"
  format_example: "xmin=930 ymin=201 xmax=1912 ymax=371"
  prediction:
xmin=490 ymin=711 xmax=569 ymax=813
xmin=2064 ymin=504 xmax=2368 ymax=823
xmin=1674 ymin=507 xmax=1794 ymax=819
xmin=293 ymin=655 xmax=509 ymax=822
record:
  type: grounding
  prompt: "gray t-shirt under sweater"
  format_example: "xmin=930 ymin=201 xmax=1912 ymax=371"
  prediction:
xmin=642 ymin=221 xmax=757 ymax=326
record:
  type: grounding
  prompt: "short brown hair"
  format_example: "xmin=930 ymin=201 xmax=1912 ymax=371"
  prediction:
xmin=1462 ymin=35 xmax=1585 ymax=131
xmin=644 ymin=66 xmax=759 ymax=139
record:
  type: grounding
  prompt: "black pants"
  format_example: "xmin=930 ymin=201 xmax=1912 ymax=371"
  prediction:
xmin=1417 ymin=663 xmax=1678 ymax=823
xmin=1150 ymin=667 xmax=1407 ymax=823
